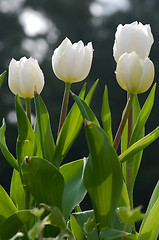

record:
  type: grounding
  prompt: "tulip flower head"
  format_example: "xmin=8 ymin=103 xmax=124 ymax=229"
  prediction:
xmin=115 ymin=52 xmax=154 ymax=94
xmin=52 ymin=37 xmax=93 ymax=83
xmin=8 ymin=57 xmax=44 ymax=99
xmin=113 ymin=21 xmax=154 ymax=62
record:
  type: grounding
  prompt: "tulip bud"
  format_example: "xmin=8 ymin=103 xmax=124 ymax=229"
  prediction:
xmin=8 ymin=57 xmax=44 ymax=99
xmin=115 ymin=52 xmax=154 ymax=94
xmin=113 ymin=21 xmax=154 ymax=62
xmin=52 ymin=37 xmax=93 ymax=83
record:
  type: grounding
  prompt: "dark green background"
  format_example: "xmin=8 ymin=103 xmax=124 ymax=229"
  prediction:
xmin=0 ymin=0 xmax=159 ymax=213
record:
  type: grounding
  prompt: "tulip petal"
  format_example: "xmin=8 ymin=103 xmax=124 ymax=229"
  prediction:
xmin=113 ymin=21 xmax=154 ymax=62
xmin=137 ymin=58 xmax=154 ymax=93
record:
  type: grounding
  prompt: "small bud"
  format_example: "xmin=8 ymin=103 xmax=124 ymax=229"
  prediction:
xmin=115 ymin=52 xmax=154 ymax=94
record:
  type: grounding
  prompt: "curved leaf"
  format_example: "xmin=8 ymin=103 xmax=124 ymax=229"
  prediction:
xmin=0 ymin=210 xmax=34 ymax=240
xmin=84 ymin=121 xmax=123 ymax=230
xmin=99 ymin=228 xmax=137 ymax=240
xmin=22 ymin=156 xmax=64 ymax=210
xmin=53 ymin=80 xmax=98 ymax=167
xmin=0 ymin=119 xmax=18 ymax=170
xmin=0 ymin=71 xmax=6 ymax=88
xmin=60 ymin=159 xmax=87 ymax=219
xmin=10 ymin=169 xmax=25 ymax=210
xmin=0 ymin=185 xmax=17 ymax=224
xmin=15 ymin=95 xmax=36 ymax=166
xmin=101 ymin=85 xmax=113 ymax=144
xmin=138 ymin=198 xmax=159 ymax=240
xmin=34 ymin=93 xmax=55 ymax=162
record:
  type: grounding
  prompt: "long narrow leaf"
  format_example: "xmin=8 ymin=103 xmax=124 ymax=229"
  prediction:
xmin=0 ymin=185 xmax=17 ymax=224
xmin=72 ymin=95 xmax=100 ymax=126
xmin=139 ymin=181 xmax=159 ymax=233
xmin=0 ymin=119 xmax=18 ymax=170
xmin=10 ymin=169 xmax=25 ymax=210
xmin=101 ymin=85 xmax=113 ymax=144
xmin=119 ymin=126 xmax=159 ymax=163
xmin=34 ymin=93 xmax=55 ymax=162
xmin=0 ymin=71 xmax=6 ymax=87
xmin=84 ymin=120 xmax=123 ymax=230
xmin=138 ymin=198 xmax=159 ymax=240
xmin=53 ymin=80 xmax=98 ymax=167
xmin=15 ymin=95 xmax=36 ymax=166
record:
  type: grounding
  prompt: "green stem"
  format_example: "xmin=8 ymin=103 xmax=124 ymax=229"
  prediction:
xmin=127 ymin=93 xmax=133 ymax=146
xmin=24 ymin=98 xmax=31 ymax=210
xmin=26 ymin=98 xmax=31 ymax=123
xmin=57 ymin=82 xmax=71 ymax=136
xmin=113 ymin=93 xmax=134 ymax=151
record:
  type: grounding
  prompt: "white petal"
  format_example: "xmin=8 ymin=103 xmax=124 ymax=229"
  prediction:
xmin=137 ymin=58 xmax=154 ymax=93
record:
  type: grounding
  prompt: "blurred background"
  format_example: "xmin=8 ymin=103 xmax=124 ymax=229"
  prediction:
xmin=0 ymin=0 xmax=159 ymax=213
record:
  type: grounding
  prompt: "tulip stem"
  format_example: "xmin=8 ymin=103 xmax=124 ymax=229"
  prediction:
xmin=25 ymin=98 xmax=31 ymax=210
xmin=26 ymin=98 xmax=31 ymax=123
xmin=113 ymin=93 xmax=134 ymax=151
xmin=57 ymin=82 xmax=71 ymax=136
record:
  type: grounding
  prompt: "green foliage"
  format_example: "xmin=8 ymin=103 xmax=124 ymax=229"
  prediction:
xmin=0 ymin=210 xmax=34 ymax=240
xmin=22 ymin=156 xmax=65 ymax=210
xmin=53 ymin=79 xmax=99 ymax=167
xmin=84 ymin=120 xmax=123 ymax=230
xmin=101 ymin=85 xmax=113 ymax=144
xmin=34 ymin=93 xmax=55 ymax=162
xmin=99 ymin=229 xmax=138 ymax=240
xmin=0 ymin=71 xmax=6 ymax=88
xmin=0 ymin=185 xmax=17 ymax=224
xmin=60 ymin=159 xmax=87 ymax=219
xmin=10 ymin=169 xmax=25 ymax=210
xmin=15 ymin=95 xmax=37 ymax=167
xmin=0 ymin=119 xmax=18 ymax=170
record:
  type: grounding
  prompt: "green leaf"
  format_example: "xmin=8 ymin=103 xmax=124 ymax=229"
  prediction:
xmin=10 ymin=169 xmax=25 ymax=210
xmin=140 ymin=181 xmax=159 ymax=233
xmin=101 ymin=85 xmax=113 ymax=144
xmin=22 ymin=156 xmax=64 ymax=210
xmin=138 ymin=198 xmax=159 ymax=240
xmin=84 ymin=121 xmax=123 ymax=230
xmin=60 ymin=159 xmax=87 ymax=219
xmin=117 ymin=206 xmax=144 ymax=224
xmin=129 ymin=84 xmax=156 ymax=146
xmin=0 ymin=119 xmax=18 ymax=170
xmin=126 ymin=84 xmax=156 ymax=188
xmin=15 ymin=95 xmax=36 ymax=166
xmin=70 ymin=214 xmax=87 ymax=240
xmin=121 ymin=95 xmax=141 ymax=153
xmin=119 ymin=126 xmax=159 ymax=163
xmin=0 ymin=210 xmax=34 ymax=240
xmin=99 ymin=229 xmax=138 ymax=240
xmin=72 ymin=94 xmax=100 ymax=126
xmin=0 ymin=185 xmax=17 ymax=224
xmin=0 ymin=71 xmax=6 ymax=88
xmin=113 ymin=183 xmax=131 ymax=232
xmin=53 ymin=83 xmax=86 ymax=167
xmin=53 ymin=80 xmax=98 ymax=167
xmin=34 ymin=93 xmax=55 ymax=162
xmin=70 ymin=210 xmax=95 ymax=240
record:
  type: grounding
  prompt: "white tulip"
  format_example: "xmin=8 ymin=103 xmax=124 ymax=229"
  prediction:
xmin=113 ymin=21 xmax=154 ymax=62
xmin=8 ymin=57 xmax=44 ymax=99
xmin=115 ymin=52 xmax=154 ymax=94
xmin=52 ymin=37 xmax=93 ymax=83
